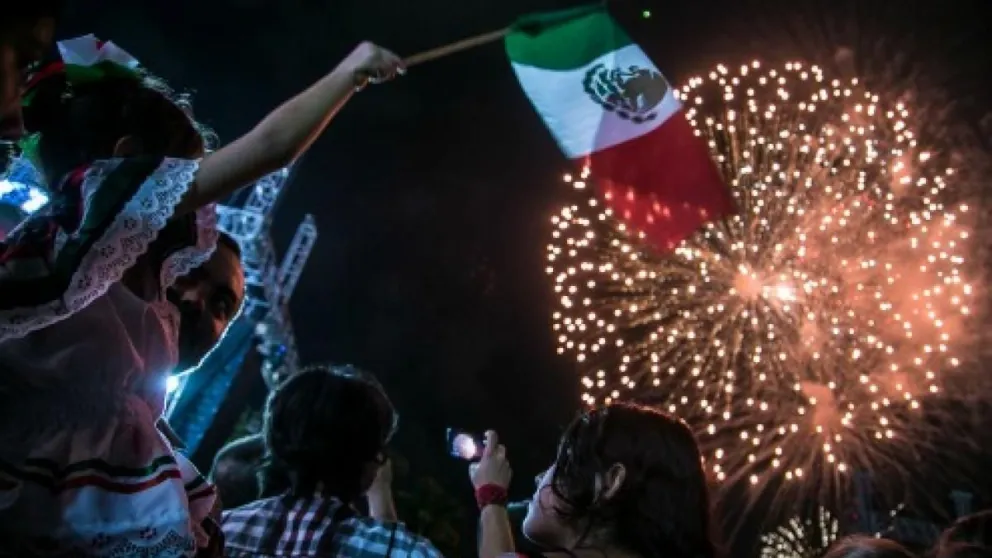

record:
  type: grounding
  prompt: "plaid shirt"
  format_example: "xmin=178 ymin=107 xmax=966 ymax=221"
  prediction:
xmin=221 ymin=493 xmax=444 ymax=557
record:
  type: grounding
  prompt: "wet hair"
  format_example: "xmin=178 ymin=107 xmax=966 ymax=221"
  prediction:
xmin=935 ymin=510 xmax=992 ymax=558
xmin=261 ymin=364 xmax=398 ymax=501
xmin=22 ymin=68 xmax=216 ymax=184
xmin=823 ymin=536 xmax=917 ymax=558
xmin=546 ymin=402 xmax=716 ymax=558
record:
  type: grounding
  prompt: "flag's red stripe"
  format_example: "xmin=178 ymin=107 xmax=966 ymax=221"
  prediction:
xmin=584 ymin=110 xmax=734 ymax=252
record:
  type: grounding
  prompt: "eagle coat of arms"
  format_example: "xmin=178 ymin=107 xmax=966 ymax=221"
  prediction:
xmin=582 ymin=64 xmax=670 ymax=124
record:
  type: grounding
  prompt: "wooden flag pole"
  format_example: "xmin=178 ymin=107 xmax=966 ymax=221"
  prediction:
xmin=403 ymin=27 xmax=509 ymax=68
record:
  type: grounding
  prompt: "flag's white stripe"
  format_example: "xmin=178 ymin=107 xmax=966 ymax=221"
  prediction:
xmin=511 ymin=43 xmax=681 ymax=159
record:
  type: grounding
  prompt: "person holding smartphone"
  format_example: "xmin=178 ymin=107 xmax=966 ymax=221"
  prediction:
xmin=470 ymin=404 xmax=720 ymax=558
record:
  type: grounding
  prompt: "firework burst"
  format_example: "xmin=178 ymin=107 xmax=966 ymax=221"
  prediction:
xmin=760 ymin=507 xmax=840 ymax=558
xmin=546 ymin=61 xmax=973 ymax=494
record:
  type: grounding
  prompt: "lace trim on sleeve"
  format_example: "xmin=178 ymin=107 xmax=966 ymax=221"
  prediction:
xmin=0 ymin=158 xmax=210 ymax=341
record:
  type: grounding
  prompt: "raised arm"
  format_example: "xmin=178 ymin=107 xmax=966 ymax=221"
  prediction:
xmin=472 ymin=431 xmax=517 ymax=558
xmin=175 ymin=42 xmax=402 ymax=216
xmin=480 ymin=505 xmax=517 ymax=558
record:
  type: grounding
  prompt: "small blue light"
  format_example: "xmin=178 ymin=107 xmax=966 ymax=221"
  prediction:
xmin=1 ymin=156 xmax=49 ymax=214
xmin=21 ymin=188 xmax=48 ymax=212
xmin=0 ymin=179 xmax=49 ymax=214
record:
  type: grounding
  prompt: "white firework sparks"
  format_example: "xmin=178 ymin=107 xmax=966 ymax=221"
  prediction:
xmin=546 ymin=60 xmax=973 ymax=491
xmin=760 ymin=507 xmax=840 ymax=558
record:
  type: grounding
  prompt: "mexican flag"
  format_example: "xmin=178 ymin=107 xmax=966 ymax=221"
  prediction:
xmin=505 ymin=5 xmax=733 ymax=252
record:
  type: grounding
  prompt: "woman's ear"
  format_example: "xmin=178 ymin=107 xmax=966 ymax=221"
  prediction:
xmin=595 ymin=463 xmax=627 ymax=502
xmin=113 ymin=135 xmax=143 ymax=157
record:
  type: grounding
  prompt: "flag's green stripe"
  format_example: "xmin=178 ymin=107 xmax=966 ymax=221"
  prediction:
xmin=505 ymin=5 xmax=633 ymax=71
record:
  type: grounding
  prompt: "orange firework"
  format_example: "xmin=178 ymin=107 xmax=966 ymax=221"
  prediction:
xmin=546 ymin=61 xmax=974 ymax=504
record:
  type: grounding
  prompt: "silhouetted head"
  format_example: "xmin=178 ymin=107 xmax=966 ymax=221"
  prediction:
xmin=211 ymin=434 xmax=290 ymax=509
xmin=262 ymin=364 xmax=398 ymax=502
xmin=522 ymin=402 xmax=717 ymax=558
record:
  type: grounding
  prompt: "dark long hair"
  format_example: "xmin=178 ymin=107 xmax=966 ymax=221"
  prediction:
xmin=547 ymin=402 xmax=717 ymax=558
xmin=261 ymin=364 xmax=398 ymax=502
xmin=22 ymin=68 xmax=214 ymax=184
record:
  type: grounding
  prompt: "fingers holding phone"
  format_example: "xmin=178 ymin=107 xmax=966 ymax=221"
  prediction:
xmin=469 ymin=430 xmax=511 ymax=490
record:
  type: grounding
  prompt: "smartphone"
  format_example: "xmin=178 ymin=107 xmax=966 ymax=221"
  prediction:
xmin=446 ymin=428 xmax=484 ymax=461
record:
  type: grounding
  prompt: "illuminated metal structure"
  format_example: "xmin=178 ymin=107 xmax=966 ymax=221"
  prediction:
xmin=214 ymin=165 xmax=313 ymax=380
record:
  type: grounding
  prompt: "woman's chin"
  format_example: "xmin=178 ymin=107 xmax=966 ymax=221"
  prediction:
xmin=521 ymin=512 xmax=553 ymax=548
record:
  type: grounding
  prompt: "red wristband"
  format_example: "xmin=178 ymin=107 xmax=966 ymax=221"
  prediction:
xmin=475 ymin=484 xmax=508 ymax=510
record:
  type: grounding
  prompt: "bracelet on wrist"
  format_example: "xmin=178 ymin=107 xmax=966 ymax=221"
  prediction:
xmin=475 ymin=484 xmax=508 ymax=510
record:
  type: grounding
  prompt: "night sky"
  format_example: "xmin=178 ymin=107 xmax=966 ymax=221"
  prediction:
xmin=58 ymin=0 xmax=992 ymax=552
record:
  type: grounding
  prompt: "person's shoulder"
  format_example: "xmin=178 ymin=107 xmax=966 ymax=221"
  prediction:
xmin=221 ymin=495 xmax=283 ymax=525
xmin=221 ymin=496 xmax=289 ymax=553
